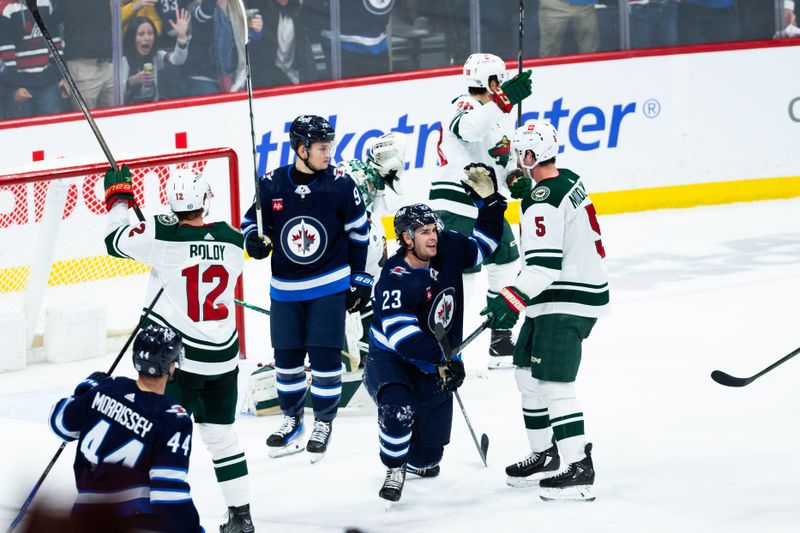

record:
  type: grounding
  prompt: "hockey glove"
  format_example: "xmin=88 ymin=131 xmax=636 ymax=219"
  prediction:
xmin=462 ymin=163 xmax=503 ymax=209
xmin=245 ymin=230 xmax=272 ymax=259
xmin=437 ymin=359 xmax=465 ymax=392
xmin=508 ymin=174 xmax=533 ymax=200
xmin=73 ymin=371 xmax=108 ymax=396
xmin=481 ymin=287 xmax=529 ymax=330
xmin=347 ymin=272 xmax=374 ymax=313
xmin=103 ymin=165 xmax=134 ymax=211
xmin=501 ymin=70 xmax=533 ymax=106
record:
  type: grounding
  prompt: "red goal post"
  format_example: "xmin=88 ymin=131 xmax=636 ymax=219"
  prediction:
xmin=0 ymin=147 xmax=247 ymax=359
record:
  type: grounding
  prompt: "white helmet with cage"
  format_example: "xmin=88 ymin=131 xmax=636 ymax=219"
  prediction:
xmin=463 ymin=53 xmax=509 ymax=89
xmin=513 ymin=121 xmax=559 ymax=171
xmin=367 ymin=131 xmax=407 ymax=193
xmin=167 ymin=168 xmax=211 ymax=214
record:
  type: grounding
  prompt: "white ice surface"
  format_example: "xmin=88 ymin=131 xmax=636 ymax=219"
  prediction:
xmin=2 ymin=198 xmax=800 ymax=532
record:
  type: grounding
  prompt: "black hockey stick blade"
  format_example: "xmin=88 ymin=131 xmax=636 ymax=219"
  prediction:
xmin=710 ymin=370 xmax=751 ymax=387
xmin=711 ymin=345 xmax=800 ymax=388
xmin=480 ymin=433 xmax=489 ymax=460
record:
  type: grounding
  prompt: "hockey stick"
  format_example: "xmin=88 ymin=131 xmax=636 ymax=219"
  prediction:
xmin=22 ymin=0 xmax=143 ymax=223
xmin=434 ymin=323 xmax=489 ymax=467
xmin=234 ymin=298 xmax=270 ymax=315
xmin=711 ymin=345 xmax=800 ymax=387
xmin=517 ymin=0 xmax=524 ymax=126
xmin=6 ymin=258 xmax=200 ymax=531
xmin=233 ymin=0 xmax=269 ymax=243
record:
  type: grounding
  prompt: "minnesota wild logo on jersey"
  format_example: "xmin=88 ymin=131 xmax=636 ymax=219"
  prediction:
xmin=280 ymin=216 xmax=328 ymax=265
xmin=488 ymin=135 xmax=511 ymax=167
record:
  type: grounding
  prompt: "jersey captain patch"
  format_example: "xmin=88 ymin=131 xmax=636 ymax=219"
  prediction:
xmin=280 ymin=216 xmax=328 ymax=265
xmin=428 ymin=287 xmax=456 ymax=332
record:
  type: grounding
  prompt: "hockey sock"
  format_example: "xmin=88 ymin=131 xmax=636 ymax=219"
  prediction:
xmin=539 ymin=380 xmax=587 ymax=464
xmin=514 ymin=368 xmax=554 ymax=452
xmin=308 ymin=346 xmax=342 ymax=421
xmin=198 ymin=423 xmax=249 ymax=508
xmin=377 ymin=384 xmax=413 ymax=469
xmin=274 ymin=349 xmax=307 ymax=416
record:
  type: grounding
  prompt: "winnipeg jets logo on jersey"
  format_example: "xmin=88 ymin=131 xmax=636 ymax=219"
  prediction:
xmin=364 ymin=0 xmax=394 ymax=15
xmin=280 ymin=216 xmax=328 ymax=265
xmin=428 ymin=287 xmax=456 ymax=332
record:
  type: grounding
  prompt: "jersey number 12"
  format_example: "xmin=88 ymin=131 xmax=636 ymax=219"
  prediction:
xmin=182 ymin=264 xmax=229 ymax=322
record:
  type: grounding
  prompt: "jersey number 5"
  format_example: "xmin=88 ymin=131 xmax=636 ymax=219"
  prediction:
xmin=182 ymin=264 xmax=229 ymax=322
xmin=585 ymin=205 xmax=606 ymax=258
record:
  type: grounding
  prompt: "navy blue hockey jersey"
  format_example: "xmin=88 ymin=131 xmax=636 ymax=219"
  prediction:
xmin=49 ymin=376 xmax=201 ymax=533
xmin=242 ymin=164 xmax=369 ymax=302
xmin=369 ymin=199 xmax=506 ymax=373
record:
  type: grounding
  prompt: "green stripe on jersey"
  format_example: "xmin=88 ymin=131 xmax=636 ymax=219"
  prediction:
xmin=525 ymin=249 xmax=563 ymax=256
xmin=154 ymin=218 xmax=243 ymax=248
xmin=429 ymin=187 xmax=474 ymax=206
xmin=529 ymin=287 xmax=609 ymax=307
xmin=525 ymin=257 xmax=563 ymax=270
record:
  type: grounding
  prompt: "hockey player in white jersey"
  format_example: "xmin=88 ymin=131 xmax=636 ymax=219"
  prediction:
xmin=483 ymin=122 xmax=610 ymax=502
xmin=429 ymin=53 xmax=533 ymax=366
xmin=103 ymin=166 xmax=255 ymax=532
xmin=338 ymin=131 xmax=408 ymax=365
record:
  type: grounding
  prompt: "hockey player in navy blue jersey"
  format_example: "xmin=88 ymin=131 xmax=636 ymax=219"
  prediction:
xmin=363 ymin=163 xmax=507 ymax=502
xmin=48 ymin=325 xmax=202 ymax=533
xmin=242 ymin=115 xmax=371 ymax=461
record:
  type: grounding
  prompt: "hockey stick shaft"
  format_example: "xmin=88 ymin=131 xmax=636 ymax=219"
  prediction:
xmin=243 ymin=44 xmax=265 ymax=239
xmin=454 ymin=319 xmax=491 ymax=357
xmin=517 ymin=0 xmax=524 ymax=126
xmin=434 ymin=323 xmax=489 ymax=466
xmin=23 ymin=0 xmax=143 ymax=223
xmin=711 ymin=345 xmax=800 ymax=387
xmin=234 ymin=298 xmax=270 ymax=315
xmin=453 ymin=390 xmax=488 ymax=467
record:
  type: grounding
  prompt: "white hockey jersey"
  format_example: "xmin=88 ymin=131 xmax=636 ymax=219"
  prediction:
xmin=515 ymin=169 xmax=610 ymax=318
xmin=429 ymin=94 xmax=516 ymax=218
xmin=105 ymin=203 xmax=244 ymax=375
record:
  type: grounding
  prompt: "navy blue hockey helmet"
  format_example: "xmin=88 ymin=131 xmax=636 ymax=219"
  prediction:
xmin=289 ymin=115 xmax=335 ymax=152
xmin=393 ymin=203 xmax=443 ymax=246
xmin=132 ymin=324 xmax=184 ymax=377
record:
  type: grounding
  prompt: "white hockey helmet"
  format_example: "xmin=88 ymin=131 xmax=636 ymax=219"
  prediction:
xmin=463 ymin=53 xmax=508 ymax=90
xmin=513 ymin=121 xmax=559 ymax=170
xmin=167 ymin=168 xmax=211 ymax=214
xmin=367 ymin=131 xmax=407 ymax=193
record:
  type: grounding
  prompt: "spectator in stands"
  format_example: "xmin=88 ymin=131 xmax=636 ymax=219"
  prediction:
xmin=122 ymin=11 xmax=190 ymax=104
xmin=183 ymin=0 xmax=262 ymax=96
xmin=0 ymin=0 xmax=69 ymax=118
xmin=247 ymin=0 xmax=316 ymax=87
xmin=776 ymin=0 xmax=800 ymax=38
xmin=56 ymin=0 xmax=115 ymax=109
xmin=678 ymin=0 xmax=740 ymax=45
xmin=538 ymin=0 xmax=599 ymax=57
xmin=629 ymin=0 xmax=679 ymax=49
xmin=322 ymin=0 xmax=393 ymax=78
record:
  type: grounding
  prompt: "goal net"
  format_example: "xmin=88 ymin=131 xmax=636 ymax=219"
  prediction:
xmin=0 ymin=148 xmax=246 ymax=360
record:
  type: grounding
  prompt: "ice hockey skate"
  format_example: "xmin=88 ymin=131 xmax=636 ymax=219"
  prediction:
xmin=505 ymin=442 xmax=560 ymax=488
xmin=219 ymin=504 xmax=255 ymax=533
xmin=487 ymin=329 xmax=515 ymax=369
xmin=539 ymin=443 xmax=595 ymax=502
xmin=306 ymin=419 xmax=332 ymax=463
xmin=266 ymin=415 xmax=305 ymax=458
xmin=405 ymin=463 xmax=440 ymax=478
xmin=379 ymin=466 xmax=406 ymax=503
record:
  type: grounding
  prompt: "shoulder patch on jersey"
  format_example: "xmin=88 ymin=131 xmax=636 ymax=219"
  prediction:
xmin=334 ymin=167 xmax=346 ymax=180
xmin=531 ymin=186 xmax=551 ymax=202
xmin=157 ymin=214 xmax=178 ymax=226
xmin=389 ymin=266 xmax=410 ymax=277
xmin=166 ymin=404 xmax=189 ymax=417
